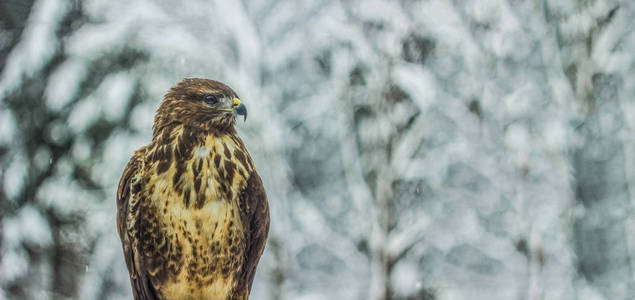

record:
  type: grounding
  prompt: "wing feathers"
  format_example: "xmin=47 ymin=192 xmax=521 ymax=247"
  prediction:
xmin=238 ymin=172 xmax=270 ymax=295
xmin=117 ymin=149 xmax=160 ymax=300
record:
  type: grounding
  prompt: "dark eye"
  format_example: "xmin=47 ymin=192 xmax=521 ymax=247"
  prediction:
xmin=204 ymin=93 xmax=221 ymax=105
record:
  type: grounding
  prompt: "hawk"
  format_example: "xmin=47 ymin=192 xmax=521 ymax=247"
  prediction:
xmin=116 ymin=78 xmax=269 ymax=300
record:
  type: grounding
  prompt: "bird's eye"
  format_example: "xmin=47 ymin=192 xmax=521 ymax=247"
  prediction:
xmin=204 ymin=93 xmax=221 ymax=105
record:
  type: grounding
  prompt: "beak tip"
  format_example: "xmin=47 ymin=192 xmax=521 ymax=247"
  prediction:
xmin=234 ymin=103 xmax=247 ymax=122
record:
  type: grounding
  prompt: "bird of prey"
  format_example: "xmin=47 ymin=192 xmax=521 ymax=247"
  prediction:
xmin=116 ymin=78 xmax=269 ymax=300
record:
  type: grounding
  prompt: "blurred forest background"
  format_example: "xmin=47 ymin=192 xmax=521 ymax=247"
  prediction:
xmin=1 ymin=0 xmax=634 ymax=299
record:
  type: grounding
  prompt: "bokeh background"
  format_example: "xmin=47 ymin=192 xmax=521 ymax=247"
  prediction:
xmin=1 ymin=0 xmax=634 ymax=299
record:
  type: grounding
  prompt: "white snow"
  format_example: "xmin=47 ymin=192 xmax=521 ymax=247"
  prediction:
xmin=45 ymin=59 xmax=88 ymax=112
xmin=0 ymin=0 xmax=69 ymax=97
xmin=3 ymin=153 xmax=28 ymax=201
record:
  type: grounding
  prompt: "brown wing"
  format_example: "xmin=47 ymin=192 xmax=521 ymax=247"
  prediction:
xmin=116 ymin=150 xmax=159 ymax=300
xmin=238 ymin=171 xmax=270 ymax=295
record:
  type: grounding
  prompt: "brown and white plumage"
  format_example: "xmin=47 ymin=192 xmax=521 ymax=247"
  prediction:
xmin=116 ymin=78 xmax=269 ymax=300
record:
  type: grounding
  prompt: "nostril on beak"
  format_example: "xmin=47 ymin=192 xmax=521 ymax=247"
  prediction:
xmin=232 ymin=98 xmax=241 ymax=107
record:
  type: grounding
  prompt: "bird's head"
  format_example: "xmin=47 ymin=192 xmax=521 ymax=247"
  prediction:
xmin=153 ymin=78 xmax=247 ymax=135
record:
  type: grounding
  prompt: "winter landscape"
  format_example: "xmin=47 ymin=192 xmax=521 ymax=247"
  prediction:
xmin=1 ymin=0 xmax=634 ymax=299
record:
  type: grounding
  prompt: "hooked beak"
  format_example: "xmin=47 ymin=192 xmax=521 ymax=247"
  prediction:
xmin=232 ymin=98 xmax=247 ymax=122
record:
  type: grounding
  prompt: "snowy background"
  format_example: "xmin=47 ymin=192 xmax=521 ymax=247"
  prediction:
xmin=1 ymin=0 xmax=634 ymax=299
